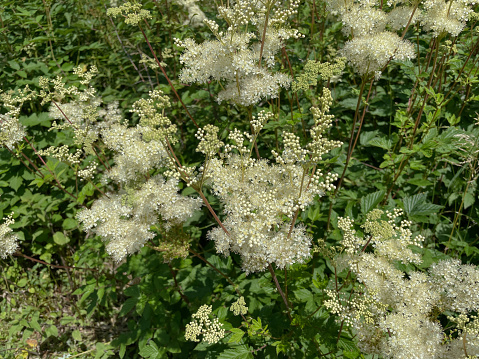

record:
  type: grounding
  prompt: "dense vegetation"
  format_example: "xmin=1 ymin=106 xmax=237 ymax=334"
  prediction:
xmin=1 ymin=0 xmax=478 ymax=358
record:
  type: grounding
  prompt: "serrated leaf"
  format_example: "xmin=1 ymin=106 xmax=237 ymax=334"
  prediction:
xmin=118 ymin=297 xmax=138 ymax=317
xmin=368 ymin=137 xmax=392 ymax=150
xmin=360 ymin=190 xmax=385 ymax=214
xmin=403 ymin=193 xmax=443 ymax=216
xmin=217 ymin=345 xmax=253 ymax=359
xmin=294 ymin=289 xmax=313 ymax=302
xmin=139 ymin=341 xmax=161 ymax=359
xmin=228 ymin=328 xmax=245 ymax=343
xmin=463 ymin=192 xmax=475 ymax=210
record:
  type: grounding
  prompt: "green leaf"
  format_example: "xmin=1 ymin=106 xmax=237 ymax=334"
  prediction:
xmin=62 ymin=218 xmax=77 ymax=230
xmin=9 ymin=176 xmax=23 ymax=191
xmin=407 ymin=178 xmax=432 ymax=187
xmin=217 ymin=345 xmax=254 ymax=359
xmin=30 ymin=318 xmax=42 ymax=332
xmin=294 ymin=289 xmax=313 ymax=302
xmin=17 ymin=278 xmax=28 ymax=287
xmin=72 ymin=329 xmax=82 ymax=341
xmin=53 ymin=231 xmax=70 ymax=245
xmin=228 ymin=328 xmax=245 ymax=343
xmin=360 ymin=190 xmax=385 ymax=214
xmin=463 ymin=192 xmax=475 ymax=210
xmin=45 ymin=325 xmax=59 ymax=337
xmin=139 ymin=341 xmax=163 ymax=359
xmin=403 ymin=193 xmax=443 ymax=216
xmin=368 ymin=137 xmax=392 ymax=150
xmin=118 ymin=297 xmax=138 ymax=317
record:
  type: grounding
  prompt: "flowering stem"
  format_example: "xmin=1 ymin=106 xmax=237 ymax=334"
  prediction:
xmin=167 ymin=263 xmax=190 ymax=305
xmin=327 ymin=77 xmax=368 ymax=229
xmin=258 ymin=1 xmax=272 ymax=68
xmin=14 ymin=251 xmax=97 ymax=271
xmin=139 ymin=22 xmax=199 ymax=128
xmin=198 ymin=190 xmax=230 ymax=236
xmin=268 ymin=264 xmax=292 ymax=321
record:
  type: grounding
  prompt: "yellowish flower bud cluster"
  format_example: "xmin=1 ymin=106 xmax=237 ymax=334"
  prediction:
xmin=230 ymin=296 xmax=248 ymax=316
xmin=106 ymin=2 xmax=151 ymax=26
xmin=292 ymin=58 xmax=346 ymax=92
xmin=185 ymin=305 xmax=225 ymax=344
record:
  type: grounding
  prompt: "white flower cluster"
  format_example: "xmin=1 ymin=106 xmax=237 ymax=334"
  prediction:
xmin=327 ymin=0 xmax=477 ymax=76
xmin=175 ymin=0 xmax=303 ymax=106
xmin=185 ymin=305 xmax=225 ymax=344
xmin=77 ymin=176 xmax=202 ymax=262
xmin=0 ymin=213 xmax=19 ymax=259
xmin=0 ymin=86 xmax=35 ymax=149
xmin=421 ymin=0 xmax=478 ymax=37
xmin=205 ymin=95 xmax=341 ymax=273
xmin=72 ymin=88 xmax=203 ymax=262
xmin=325 ymin=209 xmax=479 ymax=358
xmin=101 ymin=123 xmax=169 ymax=184
xmin=40 ymin=66 xmax=105 ymax=155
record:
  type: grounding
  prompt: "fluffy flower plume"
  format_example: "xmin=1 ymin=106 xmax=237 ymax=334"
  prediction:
xmin=77 ymin=176 xmax=202 ymax=262
xmin=0 ymin=213 xmax=19 ymax=259
xmin=175 ymin=0 xmax=303 ymax=106
xmin=325 ymin=209 xmax=479 ymax=358
xmin=205 ymin=89 xmax=341 ymax=273
xmin=0 ymin=86 xmax=36 ymax=149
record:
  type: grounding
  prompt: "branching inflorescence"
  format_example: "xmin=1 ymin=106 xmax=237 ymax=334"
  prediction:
xmin=326 ymin=0 xmax=478 ymax=79
xmin=326 ymin=209 xmax=479 ymax=358
xmin=175 ymin=0 xmax=304 ymax=106
xmin=203 ymin=88 xmax=342 ymax=273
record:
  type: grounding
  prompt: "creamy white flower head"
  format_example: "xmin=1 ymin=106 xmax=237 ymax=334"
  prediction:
xmin=387 ymin=6 xmax=420 ymax=31
xmin=175 ymin=0 xmax=302 ymax=105
xmin=420 ymin=0 xmax=470 ymax=37
xmin=101 ymin=124 xmax=169 ymax=184
xmin=0 ymin=214 xmax=19 ymax=259
xmin=329 ymin=210 xmax=479 ymax=358
xmin=340 ymin=5 xmax=387 ymax=37
xmin=77 ymin=176 xmax=202 ymax=262
xmin=173 ymin=0 xmax=206 ymax=27
xmin=340 ymin=31 xmax=416 ymax=78
xmin=0 ymin=114 xmax=25 ymax=149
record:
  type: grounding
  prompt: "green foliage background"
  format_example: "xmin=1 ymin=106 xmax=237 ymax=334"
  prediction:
xmin=0 ymin=0 xmax=478 ymax=358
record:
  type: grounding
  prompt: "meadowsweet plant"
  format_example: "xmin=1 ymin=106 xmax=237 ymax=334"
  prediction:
xmin=1 ymin=0 xmax=479 ymax=357
xmin=325 ymin=0 xmax=478 ymax=79
xmin=326 ymin=209 xmax=479 ymax=358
